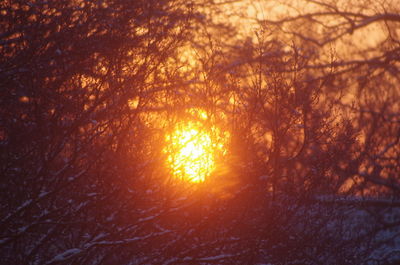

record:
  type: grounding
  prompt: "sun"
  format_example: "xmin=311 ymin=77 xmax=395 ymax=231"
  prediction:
xmin=164 ymin=110 xmax=228 ymax=183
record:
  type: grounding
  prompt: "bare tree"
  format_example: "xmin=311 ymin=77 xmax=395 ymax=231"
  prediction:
xmin=256 ymin=0 xmax=400 ymax=197
xmin=1 ymin=0 xmax=399 ymax=264
xmin=0 ymin=0 xmax=200 ymax=263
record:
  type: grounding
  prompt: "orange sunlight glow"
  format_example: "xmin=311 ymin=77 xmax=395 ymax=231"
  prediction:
xmin=164 ymin=109 xmax=228 ymax=183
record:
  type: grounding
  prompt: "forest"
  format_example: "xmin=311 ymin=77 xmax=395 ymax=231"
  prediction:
xmin=1 ymin=0 xmax=399 ymax=264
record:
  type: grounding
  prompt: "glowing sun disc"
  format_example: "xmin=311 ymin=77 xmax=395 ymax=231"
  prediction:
xmin=164 ymin=110 xmax=228 ymax=183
